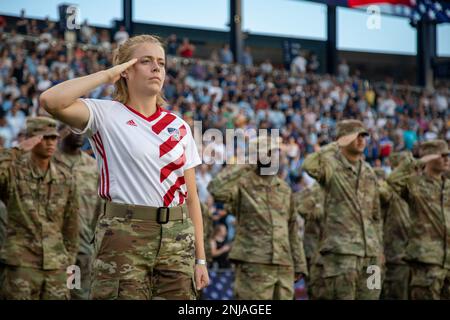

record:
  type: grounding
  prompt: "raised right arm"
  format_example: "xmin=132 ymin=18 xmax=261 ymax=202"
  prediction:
xmin=39 ymin=59 xmax=137 ymax=130
xmin=302 ymin=142 xmax=338 ymax=186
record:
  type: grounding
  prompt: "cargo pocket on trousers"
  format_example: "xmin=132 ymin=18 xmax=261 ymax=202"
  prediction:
xmin=90 ymin=279 xmax=120 ymax=300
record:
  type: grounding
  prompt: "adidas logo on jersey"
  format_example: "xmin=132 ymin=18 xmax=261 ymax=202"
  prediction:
xmin=126 ymin=119 xmax=137 ymax=127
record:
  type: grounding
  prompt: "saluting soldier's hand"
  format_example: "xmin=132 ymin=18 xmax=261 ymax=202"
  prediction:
xmin=18 ymin=135 xmax=43 ymax=152
xmin=103 ymin=58 xmax=138 ymax=84
xmin=337 ymin=132 xmax=359 ymax=147
xmin=420 ymin=154 xmax=442 ymax=163
xmin=195 ymin=264 xmax=210 ymax=291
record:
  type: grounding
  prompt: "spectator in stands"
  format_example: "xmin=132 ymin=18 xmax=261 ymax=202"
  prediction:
xmin=7 ymin=29 xmax=24 ymax=47
xmin=80 ymin=19 xmax=93 ymax=44
xmin=338 ymin=59 xmax=350 ymax=80
xmin=291 ymin=52 xmax=307 ymax=75
xmin=51 ymin=54 xmax=69 ymax=74
xmin=210 ymin=224 xmax=231 ymax=269
xmin=0 ymin=115 xmax=13 ymax=148
xmin=260 ymin=59 xmax=273 ymax=74
xmin=114 ymin=25 xmax=129 ymax=45
xmin=308 ymin=53 xmax=320 ymax=73
xmin=5 ymin=99 xmax=26 ymax=137
xmin=242 ymin=46 xmax=253 ymax=68
xmin=178 ymin=37 xmax=195 ymax=58
xmin=219 ymin=44 xmax=234 ymax=64
xmin=209 ymin=49 xmax=219 ymax=63
xmin=196 ymin=164 xmax=213 ymax=203
xmin=99 ymin=29 xmax=111 ymax=51
xmin=166 ymin=34 xmax=179 ymax=56
xmin=37 ymin=72 xmax=52 ymax=92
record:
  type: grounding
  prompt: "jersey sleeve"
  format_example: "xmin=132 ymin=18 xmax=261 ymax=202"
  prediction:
xmin=70 ymin=98 xmax=110 ymax=136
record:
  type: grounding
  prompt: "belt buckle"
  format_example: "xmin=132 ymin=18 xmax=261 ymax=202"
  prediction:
xmin=157 ymin=207 xmax=170 ymax=224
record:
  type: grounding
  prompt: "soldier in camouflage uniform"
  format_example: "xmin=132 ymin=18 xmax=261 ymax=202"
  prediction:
xmin=294 ymin=182 xmax=324 ymax=298
xmin=302 ymin=120 xmax=383 ymax=300
xmin=387 ymin=140 xmax=450 ymax=299
xmin=200 ymin=202 xmax=213 ymax=264
xmin=54 ymin=127 xmax=102 ymax=300
xmin=380 ymin=151 xmax=412 ymax=300
xmin=0 ymin=117 xmax=79 ymax=300
xmin=0 ymin=200 xmax=6 ymax=249
xmin=208 ymin=136 xmax=308 ymax=300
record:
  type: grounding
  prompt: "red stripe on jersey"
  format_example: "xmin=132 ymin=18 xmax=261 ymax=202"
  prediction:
xmin=97 ymin=133 xmax=112 ymax=201
xmin=152 ymin=113 xmax=176 ymax=134
xmin=100 ymin=167 xmax=106 ymax=199
xmin=178 ymin=191 xmax=186 ymax=205
xmin=159 ymin=124 xmax=187 ymax=158
xmin=92 ymin=134 xmax=105 ymax=199
xmin=160 ymin=153 xmax=186 ymax=183
xmin=94 ymin=132 xmax=104 ymax=149
xmin=163 ymin=176 xmax=186 ymax=207
xmin=92 ymin=134 xmax=105 ymax=159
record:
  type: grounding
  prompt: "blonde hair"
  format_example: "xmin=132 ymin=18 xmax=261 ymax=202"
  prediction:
xmin=113 ymin=34 xmax=167 ymax=106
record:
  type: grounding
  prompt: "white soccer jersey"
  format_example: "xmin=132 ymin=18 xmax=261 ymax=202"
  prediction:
xmin=72 ymin=99 xmax=202 ymax=207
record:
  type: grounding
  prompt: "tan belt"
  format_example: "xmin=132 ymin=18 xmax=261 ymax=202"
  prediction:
xmin=104 ymin=202 xmax=188 ymax=224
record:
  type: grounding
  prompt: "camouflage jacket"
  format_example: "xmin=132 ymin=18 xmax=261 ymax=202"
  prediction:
xmin=302 ymin=142 xmax=383 ymax=258
xmin=200 ymin=201 xmax=214 ymax=264
xmin=387 ymin=158 xmax=450 ymax=268
xmin=0 ymin=200 xmax=6 ymax=249
xmin=378 ymin=180 xmax=411 ymax=265
xmin=208 ymin=165 xmax=308 ymax=274
xmin=54 ymin=150 xmax=102 ymax=256
xmin=0 ymin=148 xmax=79 ymax=270
xmin=294 ymin=183 xmax=324 ymax=261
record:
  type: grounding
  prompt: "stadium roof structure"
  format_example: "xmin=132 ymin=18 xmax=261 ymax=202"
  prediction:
xmin=122 ymin=0 xmax=450 ymax=88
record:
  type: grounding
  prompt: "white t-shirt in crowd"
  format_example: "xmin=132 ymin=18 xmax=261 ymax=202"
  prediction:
xmin=72 ymin=99 xmax=202 ymax=207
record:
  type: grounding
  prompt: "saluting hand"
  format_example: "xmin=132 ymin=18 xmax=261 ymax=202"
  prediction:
xmin=337 ymin=132 xmax=359 ymax=147
xmin=18 ymin=135 xmax=43 ymax=152
xmin=103 ymin=58 xmax=138 ymax=84
xmin=420 ymin=154 xmax=442 ymax=163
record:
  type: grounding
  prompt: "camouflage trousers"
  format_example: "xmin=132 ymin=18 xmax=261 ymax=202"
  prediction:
xmin=409 ymin=262 xmax=450 ymax=300
xmin=305 ymin=256 xmax=314 ymax=299
xmin=70 ymin=253 xmax=92 ymax=300
xmin=0 ymin=264 xmax=69 ymax=300
xmin=0 ymin=201 xmax=6 ymax=248
xmin=309 ymin=253 xmax=382 ymax=300
xmin=234 ymin=262 xmax=294 ymax=300
xmin=381 ymin=263 xmax=410 ymax=300
xmin=90 ymin=214 xmax=196 ymax=300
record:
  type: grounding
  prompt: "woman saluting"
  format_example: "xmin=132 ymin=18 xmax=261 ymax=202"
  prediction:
xmin=40 ymin=35 xmax=209 ymax=299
